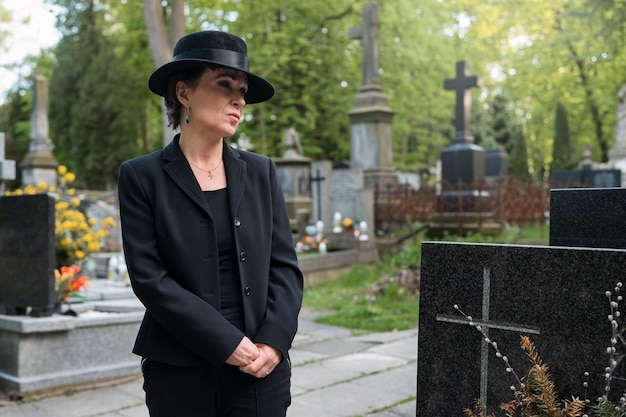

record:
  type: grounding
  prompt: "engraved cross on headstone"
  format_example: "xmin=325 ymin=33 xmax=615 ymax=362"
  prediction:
xmin=349 ymin=3 xmax=380 ymax=87
xmin=444 ymin=61 xmax=483 ymax=144
xmin=0 ymin=133 xmax=16 ymax=194
xmin=436 ymin=267 xmax=540 ymax=410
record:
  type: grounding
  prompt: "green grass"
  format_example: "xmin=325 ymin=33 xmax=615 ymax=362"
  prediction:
xmin=302 ymin=221 xmax=547 ymax=333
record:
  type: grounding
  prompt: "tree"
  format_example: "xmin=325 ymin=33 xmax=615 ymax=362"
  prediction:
xmin=49 ymin=0 xmax=144 ymax=189
xmin=16 ymin=0 xmax=626 ymax=185
xmin=143 ymin=0 xmax=185 ymax=147
xmin=552 ymin=101 xmax=573 ymax=170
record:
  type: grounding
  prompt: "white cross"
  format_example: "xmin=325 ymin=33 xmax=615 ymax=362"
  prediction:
xmin=436 ymin=267 xmax=540 ymax=410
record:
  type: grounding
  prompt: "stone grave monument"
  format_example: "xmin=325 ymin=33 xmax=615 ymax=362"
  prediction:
xmin=347 ymin=2 xmax=397 ymax=190
xmin=20 ymin=75 xmax=58 ymax=187
xmin=417 ymin=241 xmax=626 ymax=417
xmin=0 ymin=194 xmax=56 ymax=316
xmin=310 ymin=160 xmax=332 ymax=226
xmin=0 ymin=132 xmax=16 ymax=194
xmin=430 ymin=61 xmax=499 ymax=236
xmin=552 ymin=145 xmax=621 ymax=187
xmin=274 ymin=127 xmax=313 ymax=232
xmin=441 ymin=60 xmax=485 ymax=188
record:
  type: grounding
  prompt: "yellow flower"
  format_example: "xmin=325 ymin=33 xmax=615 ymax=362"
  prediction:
xmin=57 ymin=165 xmax=67 ymax=176
xmin=67 ymin=188 xmax=75 ymax=196
xmin=37 ymin=182 xmax=48 ymax=192
xmin=63 ymin=173 xmax=76 ymax=183
xmin=24 ymin=184 xmax=37 ymax=195
xmin=101 ymin=217 xmax=116 ymax=228
xmin=71 ymin=197 xmax=81 ymax=207
xmin=74 ymin=250 xmax=85 ymax=260
xmin=56 ymin=201 xmax=70 ymax=211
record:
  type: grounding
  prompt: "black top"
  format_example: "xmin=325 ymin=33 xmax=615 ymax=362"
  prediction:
xmin=204 ymin=188 xmax=244 ymax=332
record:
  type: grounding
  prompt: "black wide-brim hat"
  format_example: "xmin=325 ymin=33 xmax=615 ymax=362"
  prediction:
xmin=148 ymin=31 xmax=274 ymax=104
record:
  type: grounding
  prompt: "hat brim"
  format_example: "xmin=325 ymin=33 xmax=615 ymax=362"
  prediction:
xmin=148 ymin=59 xmax=274 ymax=104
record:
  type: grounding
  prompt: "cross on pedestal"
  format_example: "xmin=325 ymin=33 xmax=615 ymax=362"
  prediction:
xmin=309 ymin=169 xmax=326 ymax=222
xmin=349 ymin=3 xmax=380 ymax=87
xmin=0 ymin=133 xmax=16 ymax=194
xmin=436 ymin=268 xmax=540 ymax=410
xmin=444 ymin=61 xmax=483 ymax=144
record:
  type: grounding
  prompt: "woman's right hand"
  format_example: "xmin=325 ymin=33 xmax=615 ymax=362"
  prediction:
xmin=225 ymin=336 xmax=260 ymax=367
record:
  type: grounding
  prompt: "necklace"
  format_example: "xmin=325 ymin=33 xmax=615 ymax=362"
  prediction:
xmin=188 ymin=159 xmax=223 ymax=179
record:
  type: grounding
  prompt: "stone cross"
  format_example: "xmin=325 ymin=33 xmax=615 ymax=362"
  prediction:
xmin=436 ymin=267 xmax=540 ymax=410
xmin=309 ymin=168 xmax=326 ymax=221
xmin=349 ymin=3 xmax=380 ymax=86
xmin=29 ymin=75 xmax=54 ymax=153
xmin=0 ymin=133 xmax=16 ymax=194
xmin=444 ymin=61 xmax=483 ymax=144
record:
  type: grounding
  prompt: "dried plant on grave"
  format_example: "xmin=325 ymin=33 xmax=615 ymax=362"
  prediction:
xmin=457 ymin=281 xmax=626 ymax=417
xmin=464 ymin=398 xmax=495 ymax=417
xmin=499 ymin=336 xmax=585 ymax=417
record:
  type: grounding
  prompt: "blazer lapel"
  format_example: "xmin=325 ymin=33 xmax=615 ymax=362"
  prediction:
xmin=162 ymin=135 xmax=212 ymax=217
xmin=224 ymin=142 xmax=246 ymax=216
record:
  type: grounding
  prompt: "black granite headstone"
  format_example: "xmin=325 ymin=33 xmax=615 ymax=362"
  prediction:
xmin=0 ymin=194 xmax=55 ymax=316
xmin=485 ymin=146 xmax=509 ymax=178
xmin=550 ymin=168 xmax=621 ymax=187
xmin=550 ymin=187 xmax=626 ymax=249
xmin=417 ymin=241 xmax=626 ymax=417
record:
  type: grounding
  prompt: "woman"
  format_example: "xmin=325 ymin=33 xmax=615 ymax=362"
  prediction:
xmin=118 ymin=31 xmax=303 ymax=417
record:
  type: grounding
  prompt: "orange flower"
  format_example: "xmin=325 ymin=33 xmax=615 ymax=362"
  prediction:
xmin=55 ymin=265 xmax=89 ymax=304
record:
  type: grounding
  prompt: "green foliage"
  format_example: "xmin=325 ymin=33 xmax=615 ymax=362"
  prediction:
xmin=48 ymin=0 xmax=148 ymax=189
xmin=304 ymin=222 xmax=547 ymax=333
xmin=3 ymin=0 xmax=625 ymax=184
xmin=303 ymin=259 xmax=420 ymax=333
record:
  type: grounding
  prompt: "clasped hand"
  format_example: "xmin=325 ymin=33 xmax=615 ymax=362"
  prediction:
xmin=226 ymin=336 xmax=281 ymax=378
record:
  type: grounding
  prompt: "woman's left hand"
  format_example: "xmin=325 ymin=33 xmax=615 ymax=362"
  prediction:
xmin=238 ymin=343 xmax=282 ymax=378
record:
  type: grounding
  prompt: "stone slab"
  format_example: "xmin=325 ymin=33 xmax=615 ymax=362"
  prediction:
xmin=550 ymin=187 xmax=626 ymax=249
xmin=0 ymin=194 xmax=55 ymax=315
xmin=417 ymin=241 xmax=626 ymax=417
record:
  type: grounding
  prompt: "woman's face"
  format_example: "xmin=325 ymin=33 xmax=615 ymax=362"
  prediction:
xmin=183 ymin=67 xmax=248 ymax=139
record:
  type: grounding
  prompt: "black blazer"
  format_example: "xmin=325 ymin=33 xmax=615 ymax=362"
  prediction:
xmin=118 ymin=135 xmax=303 ymax=367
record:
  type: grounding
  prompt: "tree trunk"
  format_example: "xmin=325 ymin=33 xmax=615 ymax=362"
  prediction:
xmin=143 ymin=0 xmax=186 ymax=147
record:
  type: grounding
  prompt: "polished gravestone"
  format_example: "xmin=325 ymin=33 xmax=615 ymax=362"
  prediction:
xmin=417 ymin=241 xmax=626 ymax=417
xmin=550 ymin=187 xmax=626 ymax=249
xmin=0 ymin=194 xmax=55 ymax=316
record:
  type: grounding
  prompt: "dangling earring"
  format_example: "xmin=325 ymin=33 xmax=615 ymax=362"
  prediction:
xmin=185 ymin=107 xmax=190 ymax=125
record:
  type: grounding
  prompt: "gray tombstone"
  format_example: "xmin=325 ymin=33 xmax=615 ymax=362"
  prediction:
xmin=20 ymin=75 xmax=58 ymax=187
xmin=417 ymin=242 xmax=626 ymax=417
xmin=0 ymin=133 xmax=16 ymax=194
xmin=274 ymin=128 xmax=313 ymax=232
xmin=550 ymin=187 xmax=626 ymax=249
xmin=347 ymin=3 xmax=396 ymax=189
xmin=0 ymin=194 xmax=56 ymax=316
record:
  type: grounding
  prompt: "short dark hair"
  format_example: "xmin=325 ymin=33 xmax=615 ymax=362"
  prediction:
xmin=163 ymin=66 xmax=217 ymax=130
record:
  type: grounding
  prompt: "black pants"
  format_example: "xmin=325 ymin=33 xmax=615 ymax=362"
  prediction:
xmin=142 ymin=357 xmax=291 ymax=417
